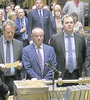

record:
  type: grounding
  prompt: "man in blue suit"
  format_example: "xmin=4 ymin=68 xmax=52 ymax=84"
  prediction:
xmin=22 ymin=27 xmax=57 ymax=80
xmin=15 ymin=8 xmax=29 ymax=47
xmin=28 ymin=0 xmax=51 ymax=44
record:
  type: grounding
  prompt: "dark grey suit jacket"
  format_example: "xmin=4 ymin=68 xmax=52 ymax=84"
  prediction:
xmin=85 ymin=36 xmax=90 ymax=77
xmin=0 ymin=37 xmax=23 ymax=79
xmin=50 ymin=32 xmax=86 ymax=78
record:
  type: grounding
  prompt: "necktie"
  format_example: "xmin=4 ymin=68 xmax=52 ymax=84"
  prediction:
xmin=6 ymin=41 xmax=11 ymax=63
xmin=5 ymin=41 xmax=11 ymax=76
xmin=67 ymin=36 xmax=74 ymax=73
xmin=21 ymin=19 xmax=26 ymax=40
xmin=39 ymin=10 xmax=43 ymax=28
xmin=37 ymin=49 xmax=44 ymax=75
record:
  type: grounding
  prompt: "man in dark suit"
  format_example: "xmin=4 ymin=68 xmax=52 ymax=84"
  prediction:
xmin=50 ymin=14 xmax=86 ymax=86
xmin=28 ymin=0 xmax=51 ymax=44
xmin=84 ymin=36 xmax=90 ymax=77
xmin=88 ymin=1 xmax=90 ymax=26
xmin=22 ymin=27 xmax=57 ymax=80
xmin=0 ymin=20 xmax=23 ymax=95
xmin=15 ymin=8 xmax=29 ymax=47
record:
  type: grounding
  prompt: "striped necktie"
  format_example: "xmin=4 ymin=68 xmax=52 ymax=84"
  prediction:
xmin=37 ymin=48 xmax=44 ymax=75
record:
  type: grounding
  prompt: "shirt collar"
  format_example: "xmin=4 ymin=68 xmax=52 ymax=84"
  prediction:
xmin=34 ymin=43 xmax=43 ymax=49
xmin=37 ymin=9 xmax=43 ymax=12
xmin=74 ymin=0 xmax=79 ymax=6
xmin=64 ymin=30 xmax=74 ymax=37
xmin=2 ymin=35 xmax=12 ymax=44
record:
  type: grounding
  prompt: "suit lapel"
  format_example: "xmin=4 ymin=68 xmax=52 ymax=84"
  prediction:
xmin=31 ymin=44 xmax=40 ymax=66
xmin=74 ymin=33 xmax=79 ymax=60
xmin=13 ymin=39 xmax=16 ymax=61
xmin=60 ymin=33 xmax=65 ymax=58
xmin=52 ymin=17 xmax=56 ymax=32
xmin=43 ymin=44 xmax=47 ymax=65
xmin=36 ymin=9 xmax=41 ymax=22
xmin=0 ymin=37 xmax=4 ymax=63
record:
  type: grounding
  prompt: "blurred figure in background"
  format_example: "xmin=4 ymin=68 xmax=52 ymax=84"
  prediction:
xmin=43 ymin=5 xmax=50 ymax=11
xmin=7 ymin=11 xmax=16 ymax=21
xmin=50 ymin=4 xmax=63 ymax=38
xmin=71 ymin=12 xmax=85 ymax=34
xmin=15 ymin=8 xmax=29 ymax=47
xmin=0 ymin=9 xmax=4 ymax=36
xmin=62 ymin=0 xmax=85 ymax=26
xmin=50 ymin=1 xmax=56 ymax=18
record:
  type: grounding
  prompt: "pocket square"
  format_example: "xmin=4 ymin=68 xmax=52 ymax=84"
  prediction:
xmin=45 ymin=16 xmax=48 ymax=18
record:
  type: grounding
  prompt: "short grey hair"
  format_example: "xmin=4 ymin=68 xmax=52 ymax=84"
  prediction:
xmin=2 ymin=20 xmax=16 ymax=32
xmin=35 ymin=0 xmax=43 ymax=2
xmin=32 ymin=27 xmax=44 ymax=35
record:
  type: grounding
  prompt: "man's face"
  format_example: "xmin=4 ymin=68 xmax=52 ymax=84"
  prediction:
xmin=4 ymin=25 xmax=15 ymax=41
xmin=36 ymin=0 xmax=43 ymax=9
xmin=18 ymin=9 xmax=25 ymax=19
xmin=31 ymin=29 xmax=44 ymax=47
xmin=63 ymin=17 xmax=74 ymax=34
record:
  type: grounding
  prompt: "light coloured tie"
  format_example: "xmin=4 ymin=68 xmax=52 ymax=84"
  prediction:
xmin=37 ymin=49 xmax=44 ymax=75
xmin=67 ymin=36 xmax=74 ymax=73
xmin=39 ymin=10 xmax=43 ymax=28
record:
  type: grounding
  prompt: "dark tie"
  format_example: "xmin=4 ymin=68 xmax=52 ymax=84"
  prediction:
xmin=67 ymin=36 xmax=74 ymax=73
xmin=37 ymin=49 xmax=44 ymax=75
xmin=5 ymin=41 xmax=11 ymax=76
xmin=39 ymin=10 xmax=43 ymax=28
xmin=6 ymin=41 xmax=11 ymax=63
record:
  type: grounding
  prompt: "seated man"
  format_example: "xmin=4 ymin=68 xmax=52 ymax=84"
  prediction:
xmin=22 ymin=27 xmax=57 ymax=80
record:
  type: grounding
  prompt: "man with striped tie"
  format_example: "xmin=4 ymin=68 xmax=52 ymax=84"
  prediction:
xmin=22 ymin=27 xmax=57 ymax=80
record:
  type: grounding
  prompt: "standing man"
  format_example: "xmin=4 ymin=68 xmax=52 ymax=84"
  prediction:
xmin=50 ymin=14 xmax=86 ymax=86
xmin=62 ymin=0 xmax=85 ymax=26
xmin=0 ymin=20 xmax=23 ymax=95
xmin=28 ymin=0 xmax=51 ymax=44
xmin=88 ymin=1 xmax=90 ymax=26
xmin=15 ymin=8 xmax=29 ymax=47
xmin=22 ymin=27 xmax=57 ymax=80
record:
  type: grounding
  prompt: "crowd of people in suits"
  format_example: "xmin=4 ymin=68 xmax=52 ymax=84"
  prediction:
xmin=0 ymin=0 xmax=90 ymax=100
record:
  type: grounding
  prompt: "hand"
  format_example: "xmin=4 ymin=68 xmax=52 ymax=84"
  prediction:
xmin=0 ymin=64 xmax=7 ymax=70
xmin=20 ymin=27 xmax=26 ymax=33
xmin=5 ymin=91 xmax=10 ymax=100
xmin=29 ymin=40 xmax=33 ymax=44
xmin=16 ymin=63 xmax=22 ymax=70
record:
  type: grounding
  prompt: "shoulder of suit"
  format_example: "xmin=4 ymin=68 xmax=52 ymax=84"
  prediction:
xmin=75 ymin=33 xmax=85 ymax=38
xmin=43 ymin=44 xmax=54 ymax=49
xmin=13 ymin=38 xmax=23 ymax=45
xmin=52 ymin=32 xmax=63 ymax=38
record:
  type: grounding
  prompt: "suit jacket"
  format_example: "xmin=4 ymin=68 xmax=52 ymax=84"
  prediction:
xmin=62 ymin=1 xmax=85 ymax=25
xmin=50 ymin=16 xmax=56 ymax=38
xmin=50 ymin=32 xmax=86 ymax=78
xmin=88 ymin=1 xmax=90 ymax=19
xmin=14 ymin=17 xmax=28 ymax=40
xmin=0 ymin=37 xmax=23 ymax=79
xmin=28 ymin=9 xmax=51 ymax=44
xmin=85 ymin=36 xmax=90 ymax=77
xmin=22 ymin=44 xmax=57 ymax=80
xmin=0 ymin=76 xmax=9 ymax=100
